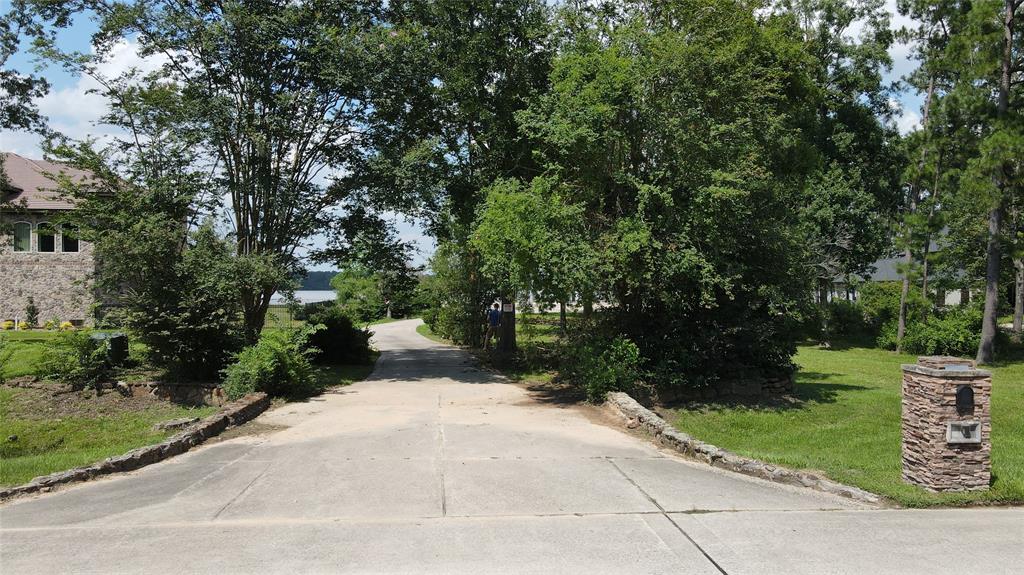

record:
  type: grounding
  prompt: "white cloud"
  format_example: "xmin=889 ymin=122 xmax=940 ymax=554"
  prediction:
xmin=1 ymin=38 xmax=164 ymax=155
xmin=896 ymin=108 xmax=922 ymax=134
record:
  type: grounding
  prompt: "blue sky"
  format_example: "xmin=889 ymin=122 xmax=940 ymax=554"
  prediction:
xmin=1 ymin=1 xmax=924 ymax=270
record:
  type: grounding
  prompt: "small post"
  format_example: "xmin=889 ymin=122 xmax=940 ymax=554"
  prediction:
xmin=498 ymin=299 xmax=516 ymax=352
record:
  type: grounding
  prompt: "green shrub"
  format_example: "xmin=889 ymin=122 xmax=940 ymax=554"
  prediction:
xmin=24 ymin=297 xmax=39 ymax=327
xmin=221 ymin=326 xmax=320 ymax=400
xmin=293 ymin=300 xmax=335 ymax=321
xmin=825 ymin=299 xmax=869 ymax=336
xmin=332 ymin=266 xmax=386 ymax=323
xmin=304 ymin=306 xmax=373 ymax=365
xmin=860 ymin=281 xmax=930 ymax=332
xmin=122 ymin=226 xmax=246 ymax=380
xmin=36 ymin=332 xmax=111 ymax=390
xmin=905 ymin=307 xmax=983 ymax=356
xmin=878 ymin=306 xmax=983 ymax=357
xmin=568 ymin=334 xmax=642 ymax=402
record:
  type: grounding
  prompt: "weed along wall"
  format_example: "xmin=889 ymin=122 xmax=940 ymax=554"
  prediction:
xmin=901 ymin=356 xmax=992 ymax=492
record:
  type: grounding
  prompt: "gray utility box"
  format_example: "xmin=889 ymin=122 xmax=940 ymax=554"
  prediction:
xmin=901 ymin=356 xmax=991 ymax=492
xmin=89 ymin=332 xmax=129 ymax=366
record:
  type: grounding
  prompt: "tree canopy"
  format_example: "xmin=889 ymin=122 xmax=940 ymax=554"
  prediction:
xmin=4 ymin=0 xmax=1020 ymax=392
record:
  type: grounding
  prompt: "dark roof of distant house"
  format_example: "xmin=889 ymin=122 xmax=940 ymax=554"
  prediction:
xmin=1 ymin=152 xmax=94 ymax=211
xmin=866 ymin=257 xmax=902 ymax=282
xmin=839 ymin=235 xmax=959 ymax=284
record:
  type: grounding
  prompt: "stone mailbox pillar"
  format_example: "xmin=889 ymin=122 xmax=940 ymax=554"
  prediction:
xmin=901 ymin=356 xmax=991 ymax=492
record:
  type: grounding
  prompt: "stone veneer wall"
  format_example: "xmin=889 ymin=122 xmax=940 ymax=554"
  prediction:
xmin=901 ymin=357 xmax=992 ymax=492
xmin=0 ymin=212 xmax=95 ymax=325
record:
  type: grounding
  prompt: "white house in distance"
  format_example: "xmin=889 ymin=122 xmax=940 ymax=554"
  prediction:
xmin=1 ymin=152 xmax=96 ymax=327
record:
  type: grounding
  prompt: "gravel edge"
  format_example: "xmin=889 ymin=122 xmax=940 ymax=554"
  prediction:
xmin=605 ymin=391 xmax=883 ymax=505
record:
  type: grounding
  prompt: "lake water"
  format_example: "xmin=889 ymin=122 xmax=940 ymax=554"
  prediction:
xmin=270 ymin=290 xmax=336 ymax=305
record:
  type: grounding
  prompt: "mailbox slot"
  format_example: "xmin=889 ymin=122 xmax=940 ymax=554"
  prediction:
xmin=955 ymin=385 xmax=975 ymax=415
xmin=946 ymin=421 xmax=981 ymax=444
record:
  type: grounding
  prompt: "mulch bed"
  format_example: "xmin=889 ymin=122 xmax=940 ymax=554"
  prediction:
xmin=1 ymin=381 xmax=191 ymax=421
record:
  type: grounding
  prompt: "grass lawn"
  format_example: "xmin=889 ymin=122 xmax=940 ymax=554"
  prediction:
xmin=364 ymin=317 xmax=402 ymax=328
xmin=2 ymin=330 xmax=83 ymax=380
xmin=661 ymin=342 xmax=1024 ymax=507
xmin=0 ymin=351 xmax=379 ymax=487
xmin=415 ymin=322 xmax=450 ymax=345
xmin=0 ymin=387 xmax=217 ymax=486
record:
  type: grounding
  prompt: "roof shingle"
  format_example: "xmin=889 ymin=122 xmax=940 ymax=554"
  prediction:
xmin=1 ymin=152 xmax=93 ymax=211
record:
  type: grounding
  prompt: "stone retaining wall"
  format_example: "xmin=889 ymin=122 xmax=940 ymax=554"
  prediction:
xmin=604 ymin=391 xmax=881 ymax=505
xmin=120 ymin=380 xmax=227 ymax=406
xmin=0 ymin=392 xmax=270 ymax=502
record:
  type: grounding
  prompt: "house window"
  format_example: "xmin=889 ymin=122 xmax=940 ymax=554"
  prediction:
xmin=61 ymin=226 xmax=79 ymax=253
xmin=13 ymin=222 xmax=31 ymax=251
xmin=37 ymin=223 xmax=56 ymax=252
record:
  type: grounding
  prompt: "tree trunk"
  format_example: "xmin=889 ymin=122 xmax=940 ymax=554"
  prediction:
xmin=977 ymin=207 xmax=1003 ymax=364
xmin=559 ymin=301 xmax=567 ymax=335
xmin=896 ymin=261 xmax=912 ymax=354
xmin=920 ymin=152 xmax=942 ymax=316
xmin=897 ymin=76 xmax=935 ymax=352
xmin=1014 ymin=258 xmax=1023 ymax=337
xmin=242 ymin=288 xmax=273 ymax=344
xmin=976 ymin=0 xmax=1014 ymax=364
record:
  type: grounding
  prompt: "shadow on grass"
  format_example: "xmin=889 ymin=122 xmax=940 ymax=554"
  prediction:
xmin=799 ymin=334 xmax=879 ymax=351
xmin=987 ymin=338 xmax=1024 ymax=367
xmin=661 ymin=376 xmax=870 ymax=413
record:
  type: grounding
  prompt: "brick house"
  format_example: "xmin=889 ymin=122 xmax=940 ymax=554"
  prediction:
xmin=1 ymin=152 xmax=96 ymax=327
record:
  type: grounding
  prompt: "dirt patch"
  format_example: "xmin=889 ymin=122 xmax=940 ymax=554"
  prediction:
xmin=0 ymin=384 xmax=196 ymax=421
xmin=207 ymin=420 xmax=289 ymax=443
xmin=520 ymin=380 xmax=585 ymax=406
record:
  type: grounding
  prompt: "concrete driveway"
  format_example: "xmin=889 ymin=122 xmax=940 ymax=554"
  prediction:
xmin=1 ymin=319 xmax=1021 ymax=574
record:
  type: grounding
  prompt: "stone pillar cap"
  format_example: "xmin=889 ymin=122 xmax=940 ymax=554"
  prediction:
xmin=918 ymin=355 xmax=976 ymax=369
xmin=902 ymin=364 xmax=991 ymax=378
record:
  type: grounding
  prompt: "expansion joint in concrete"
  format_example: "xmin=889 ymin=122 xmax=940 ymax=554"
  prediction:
xmin=607 ymin=458 xmax=729 ymax=575
xmin=211 ymin=463 xmax=271 ymax=520
xmin=437 ymin=392 xmax=448 ymax=517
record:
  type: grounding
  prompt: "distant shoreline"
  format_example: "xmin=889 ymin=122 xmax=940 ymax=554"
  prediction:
xmin=270 ymin=290 xmax=336 ymax=305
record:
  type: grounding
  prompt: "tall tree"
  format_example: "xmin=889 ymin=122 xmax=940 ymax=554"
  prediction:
xmin=474 ymin=0 xmax=818 ymax=389
xmin=13 ymin=0 xmax=386 ymax=340
xmin=973 ymin=0 xmax=1021 ymax=362
xmin=344 ymin=0 xmax=553 ymax=344
xmin=771 ymin=0 xmax=903 ymax=306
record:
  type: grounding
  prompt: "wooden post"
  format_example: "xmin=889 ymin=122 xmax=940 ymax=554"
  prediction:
xmin=499 ymin=299 xmax=516 ymax=352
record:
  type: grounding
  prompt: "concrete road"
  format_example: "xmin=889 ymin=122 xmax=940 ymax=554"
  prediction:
xmin=1 ymin=319 xmax=1021 ymax=574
